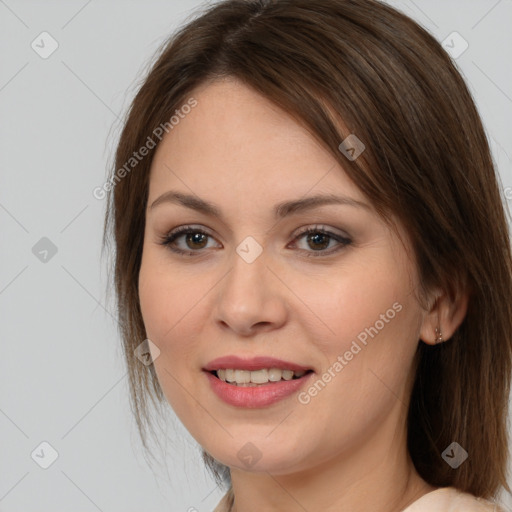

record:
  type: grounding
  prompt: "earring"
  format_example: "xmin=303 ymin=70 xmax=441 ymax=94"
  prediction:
xmin=434 ymin=326 xmax=443 ymax=344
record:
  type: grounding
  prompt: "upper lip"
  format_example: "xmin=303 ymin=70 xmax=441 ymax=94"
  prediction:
xmin=203 ymin=355 xmax=313 ymax=372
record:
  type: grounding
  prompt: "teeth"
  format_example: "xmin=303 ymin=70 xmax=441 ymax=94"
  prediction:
xmin=282 ymin=370 xmax=294 ymax=380
xmin=234 ymin=369 xmax=251 ymax=383
xmin=215 ymin=368 xmax=307 ymax=385
xmin=268 ymin=368 xmax=282 ymax=382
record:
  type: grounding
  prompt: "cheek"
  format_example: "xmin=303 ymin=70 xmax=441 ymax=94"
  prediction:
xmin=297 ymin=250 xmax=417 ymax=355
xmin=294 ymin=251 xmax=422 ymax=417
xmin=138 ymin=260 xmax=207 ymax=420
xmin=138 ymin=252 xmax=206 ymax=374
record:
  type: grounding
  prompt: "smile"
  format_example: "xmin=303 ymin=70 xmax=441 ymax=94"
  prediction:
xmin=213 ymin=368 xmax=309 ymax=386
xmin=204 ymin=369 xmax=314 ymax=407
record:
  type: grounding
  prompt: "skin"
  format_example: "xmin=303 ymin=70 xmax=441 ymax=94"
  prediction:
xmin=138 ymin=78 xmax=468 ymax=512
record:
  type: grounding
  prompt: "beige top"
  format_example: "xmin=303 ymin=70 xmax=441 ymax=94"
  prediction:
xmin=212 ymin=486 xmax=505 ymax=512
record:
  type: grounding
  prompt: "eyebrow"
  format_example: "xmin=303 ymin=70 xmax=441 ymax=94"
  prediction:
xmin=149 ymin=191 xmax=371 ymax=219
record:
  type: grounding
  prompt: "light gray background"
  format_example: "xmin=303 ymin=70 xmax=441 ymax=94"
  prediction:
xmin=1 ymin=1 xmax=511 ymax=511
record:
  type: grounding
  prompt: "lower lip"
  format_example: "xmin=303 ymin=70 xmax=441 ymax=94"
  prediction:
xmin=204 ymin=371 xmax=313 ymax=408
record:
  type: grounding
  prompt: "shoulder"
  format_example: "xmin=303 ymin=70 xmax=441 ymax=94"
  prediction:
xmin=212 ymin=486 xmax=506 ymax=512
xmin=403 ymin=486 xmax=507 ymax=512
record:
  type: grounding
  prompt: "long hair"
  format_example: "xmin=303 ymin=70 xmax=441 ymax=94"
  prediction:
xmin=103 ymin=0 xmax=512 ymax=500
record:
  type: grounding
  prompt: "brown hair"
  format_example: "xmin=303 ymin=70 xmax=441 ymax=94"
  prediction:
xmin=103 ymin=0 xmax=512 ymax=501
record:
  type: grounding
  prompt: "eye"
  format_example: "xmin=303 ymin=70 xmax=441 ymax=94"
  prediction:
xmin=158 ymin=224 xmax=352 ymax=257
xmin=159 ymin=225 xmax=219 ymax=256
xmin=288 ymin=225 xmax=352 ymax=258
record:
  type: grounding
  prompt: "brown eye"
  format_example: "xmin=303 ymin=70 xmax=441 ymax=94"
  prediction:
xmin=290 ymin=226 xmax=352 ymax=258
xmin=305 ymin=232 xmax=331 ymax=251
xmin=184 ymin=232 xmax=209 ymax=250
xmin=160 ymin=225 xmax=220 ymax=255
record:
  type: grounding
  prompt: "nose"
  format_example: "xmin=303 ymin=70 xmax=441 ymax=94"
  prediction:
xmin=213 ymin=246 xmax=288 ymax=337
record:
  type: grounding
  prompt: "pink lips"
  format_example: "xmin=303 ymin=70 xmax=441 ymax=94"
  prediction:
xmin=203 ymin=355 xmax=314 ymax=408
xmin=203 ymin=355 xmax=312 ymax=372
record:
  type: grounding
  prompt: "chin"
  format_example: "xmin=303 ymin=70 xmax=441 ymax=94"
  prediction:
xmin=203 ymin=436 xmax=313 ymax=475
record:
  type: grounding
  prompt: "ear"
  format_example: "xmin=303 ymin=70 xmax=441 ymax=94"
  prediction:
xmin=419 ymin=285 xmax=470 ymax=345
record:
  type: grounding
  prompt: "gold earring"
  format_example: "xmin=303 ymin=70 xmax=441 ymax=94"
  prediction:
xmin=434 ymin=326 xmax=443 ymax=344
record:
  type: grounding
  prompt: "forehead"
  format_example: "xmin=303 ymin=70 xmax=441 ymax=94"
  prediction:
xmin=148 ymin=79 xmax=366 ymax=207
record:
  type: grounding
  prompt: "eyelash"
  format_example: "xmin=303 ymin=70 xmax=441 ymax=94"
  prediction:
xmin=158 ymin=224 xmax=352 ymax=258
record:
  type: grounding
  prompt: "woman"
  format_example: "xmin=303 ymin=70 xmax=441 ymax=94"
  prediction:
xmin=103 ymin=0 xmax=512 ymax=510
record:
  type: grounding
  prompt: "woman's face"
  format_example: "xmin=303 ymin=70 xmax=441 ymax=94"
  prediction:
xmin=138 ymin=78 xmax=428 ymax=475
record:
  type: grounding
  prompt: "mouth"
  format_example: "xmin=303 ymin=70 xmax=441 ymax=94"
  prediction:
xmin=202 ymin=356 xmax=315 ymax=407
xmin=208 ymin=368 xmax=314 ymax=386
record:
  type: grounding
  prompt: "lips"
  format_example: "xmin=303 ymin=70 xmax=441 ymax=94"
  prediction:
xmin=203 ymin=355 xmax=313 ymax=372
xmin=203 ymin=355 xmax=314 ymax=408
